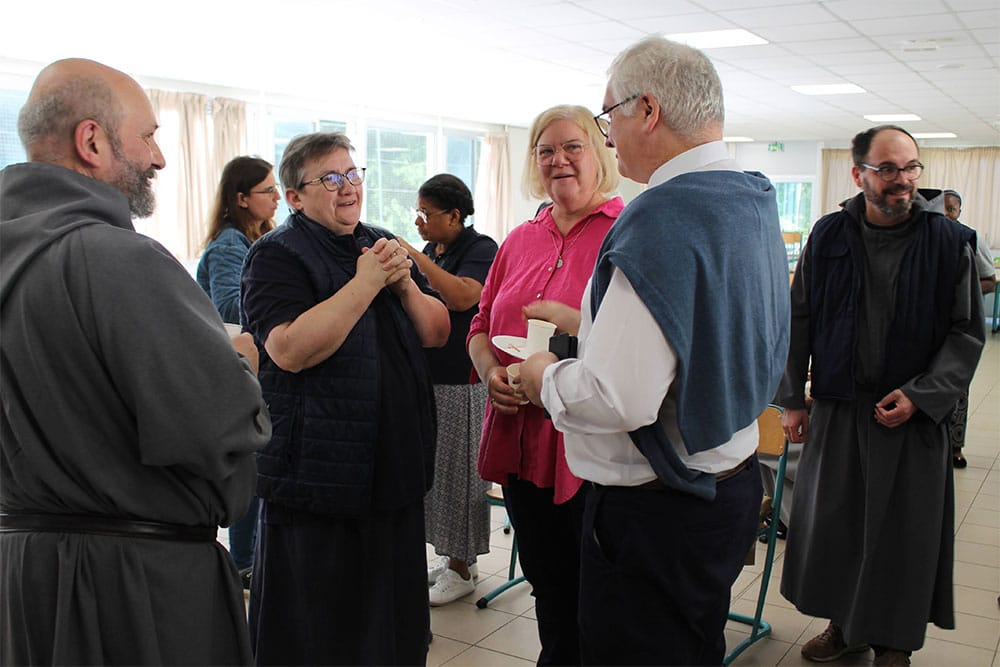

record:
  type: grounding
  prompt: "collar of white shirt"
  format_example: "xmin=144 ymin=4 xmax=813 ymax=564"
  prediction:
xmin=648 ymin=140 xmax=734 ymax=188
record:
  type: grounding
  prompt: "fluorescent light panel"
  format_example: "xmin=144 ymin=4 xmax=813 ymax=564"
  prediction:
xmin=792 ymin=83 xmax=866 ymax=95
xmin=665 ymin=29 xmax=768 ymax=49
xmin=864 ymin=114 xmax=921 ymax=122
xmin=723 ymin=136 xmax=755 ymax=142
xmin=912 ymin=132 xmax=957 ymax=139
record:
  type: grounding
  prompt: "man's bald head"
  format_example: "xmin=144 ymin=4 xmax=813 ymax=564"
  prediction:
xmin=17 ymin=59 xmax=135 ymax=163
xmin=16 ymin=59 xmax=165 ymax=218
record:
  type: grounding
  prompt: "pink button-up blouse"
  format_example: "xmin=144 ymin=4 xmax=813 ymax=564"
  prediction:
xmin=468 ymin=197 xmax=623 ymax=504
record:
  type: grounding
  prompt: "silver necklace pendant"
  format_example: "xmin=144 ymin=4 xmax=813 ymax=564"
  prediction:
xmin=556 ymin=256 xmax=564 ymax=268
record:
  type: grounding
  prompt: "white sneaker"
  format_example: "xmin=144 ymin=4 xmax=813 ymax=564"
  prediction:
xmin=428 ymin=568 xmax=476 ymax=606
xmin=427 ymin=555 xmax=449 ymax=585
xmin=428 ymin=557 xmax=478 ymax=585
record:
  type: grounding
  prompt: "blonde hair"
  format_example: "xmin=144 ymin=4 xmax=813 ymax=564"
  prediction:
xmin=522 ymin=105 xmax=619 ymax=201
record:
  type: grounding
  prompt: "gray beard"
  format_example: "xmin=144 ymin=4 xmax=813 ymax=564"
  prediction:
xmin=864 ymin=182 xmax=913 ymax=220
xmin=109 ymin=139 xmax=157 ymax=218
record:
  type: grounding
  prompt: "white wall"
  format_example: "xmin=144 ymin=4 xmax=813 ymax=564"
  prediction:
xmin=732 ymin=141 xmax=822 ymax=179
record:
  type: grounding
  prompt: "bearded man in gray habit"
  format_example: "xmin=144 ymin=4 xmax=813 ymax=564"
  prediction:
xmin=0 ymin=58 xmax=270 ymax=664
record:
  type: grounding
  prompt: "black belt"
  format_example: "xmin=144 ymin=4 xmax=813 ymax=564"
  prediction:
xmin=631 ymin=455 xmax=754 ymax=491
xmin=0 ymin=512 xmax=216 ymax=542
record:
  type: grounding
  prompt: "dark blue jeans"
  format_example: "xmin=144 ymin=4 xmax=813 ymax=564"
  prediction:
xmin=228 ymin=496 xmax=259 ymax=570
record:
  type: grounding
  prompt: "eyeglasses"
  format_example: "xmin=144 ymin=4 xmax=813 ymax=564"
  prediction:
xmin=250 ymin=185 xmax=281 ymax=195
xmin=414 ymin=208 xmax=450 ymax=223
xmin=860 ymin=162 xmax=924 ymax=182
xmin=593 ymin=93 xmax=641 ymax=138
xmin=533 ymin=141 xmax=588 ymax=165
xmin=300 ymin=167 xmax=366 ymax=191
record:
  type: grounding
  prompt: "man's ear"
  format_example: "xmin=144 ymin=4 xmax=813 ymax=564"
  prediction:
xmin=640 ymin=94 xmax=661 ymax=133
xmin=73 ymin=119 xmax=110 ymax=169
xmin=850 ymin=164 xmax=863 ymax=188
xmin=285 ymin=188 xmax=303 ymax=211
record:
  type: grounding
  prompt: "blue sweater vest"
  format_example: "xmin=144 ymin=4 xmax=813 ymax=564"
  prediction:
xmin=591 ymin=170 xmax=790 ymax=500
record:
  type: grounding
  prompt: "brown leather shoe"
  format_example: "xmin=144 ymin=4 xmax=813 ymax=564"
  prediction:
xmin=801 ymin=622 xmax=870 ymax=662
xmin=873 ymin=649 xmax=911 ymax=665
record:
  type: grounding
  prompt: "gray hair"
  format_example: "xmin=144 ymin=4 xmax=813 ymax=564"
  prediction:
xmin=607 ymin=36 xmax=724 ymax=141
xmin=17 ymin=75 xmax=122 ymax=158
xmin=280 ymin=132 xmax=355 ymax=193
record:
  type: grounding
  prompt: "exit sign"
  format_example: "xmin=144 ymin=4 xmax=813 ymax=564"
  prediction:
xmin=768 ymin=142 xmax=784 ymax=152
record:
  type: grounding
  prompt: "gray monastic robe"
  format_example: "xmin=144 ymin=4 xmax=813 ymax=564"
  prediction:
xmin=0 ymin=162 xmax=271 ymax=664
xmin=777 ymin=196 xmax=985 ymax=652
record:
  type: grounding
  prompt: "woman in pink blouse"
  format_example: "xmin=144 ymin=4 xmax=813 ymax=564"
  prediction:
xmin=468 ymin=105 xmax=623 ymax=665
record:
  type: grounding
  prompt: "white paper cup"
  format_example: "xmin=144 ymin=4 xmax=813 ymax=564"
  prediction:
xmin=506 ymin=362 xmax=522 ymax=387
xmin=223 ymin=322 xmax=242 ymax=336
xmin=506 ymin=363 xmax=529 ymax=405
xmin=526 ymin=319 xmax=557 ymax=355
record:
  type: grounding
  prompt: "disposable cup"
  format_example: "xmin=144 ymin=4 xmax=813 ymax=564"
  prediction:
xmin=525 ymin=319 xmax=557 ymax=355
xmin=506 ymin=362 xmax=529 ymax=405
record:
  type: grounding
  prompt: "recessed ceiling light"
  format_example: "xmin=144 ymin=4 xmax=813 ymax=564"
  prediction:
xmin=723 ymin=136 xmax=755 ymax=142
xmin=912 ymin=132 xmax=958 ymax=139
xmin=664 ymin=29 xmax=768 ymax=49
xmin=791 ymin=84 xmax=866 ymax=95
xmin=863 ymin=114 xmax=921 ymax=122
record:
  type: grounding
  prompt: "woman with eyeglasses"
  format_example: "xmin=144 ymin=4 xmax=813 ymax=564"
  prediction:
xmin=197 ymin=156 xmax=279 ymax=324
xmin=196 ymin=155 xmax=279 ymax=591
xmin=240 ymin=132 xmax=449 ymax=665
xmin=467 ymin=105 xmax=623 ymax=665
xmin=394 ymin=174 xmax=498 ymax=606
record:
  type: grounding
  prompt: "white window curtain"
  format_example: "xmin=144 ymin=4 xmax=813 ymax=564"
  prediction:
xmin=211 ymin=97 xmax=247 ymax=180
xmin=474 ymin=131 xmax=512 ymax=242
xmin=821 ymin=147 xmax=1000 ymax=246
xmin=141 ymin=91 xmax=248 ymax=262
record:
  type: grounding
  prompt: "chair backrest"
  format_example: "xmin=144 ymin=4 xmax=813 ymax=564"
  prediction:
xmin=756 ymin=404 xmax=786 ymax=457
xmin=781 ymin=231 xmax=802 ymax=252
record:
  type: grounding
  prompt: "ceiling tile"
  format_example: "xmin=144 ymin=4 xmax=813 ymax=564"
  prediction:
xmin=718 ymin=3 xmax=835 ymax=27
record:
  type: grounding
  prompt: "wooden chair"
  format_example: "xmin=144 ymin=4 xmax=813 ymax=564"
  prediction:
xmin=782 ymin=231 xmax=803 ymax=273
xmin=724 ymin=404 xmax=789 ymax=665
xmin=475 ymin=486 xmax=528 ymax=608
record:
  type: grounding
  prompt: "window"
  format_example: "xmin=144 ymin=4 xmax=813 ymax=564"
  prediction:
xmin=773 ymin=180 xmax=815 ymax=234
xmin=366 ymin=126 xmax=428 ymax=242
xmin=445 ymin=134 xmax=482 ymax=226
xmin=0 ymin=90 xmax=27 ymax=169
xmin=264 ymin=110 xmax=486 ymax=243
xmin=271 ymin=117 xmax=348 ymax=183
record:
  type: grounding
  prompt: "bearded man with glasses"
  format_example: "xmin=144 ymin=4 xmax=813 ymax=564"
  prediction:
xmin=776 ymin=125 xmax=985 ymax=666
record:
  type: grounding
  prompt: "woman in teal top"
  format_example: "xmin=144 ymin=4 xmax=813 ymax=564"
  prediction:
xmin=197 ymin=156 xmax=280 ymax=323
xmin=196 ymin=155 xmax=280 ymax=584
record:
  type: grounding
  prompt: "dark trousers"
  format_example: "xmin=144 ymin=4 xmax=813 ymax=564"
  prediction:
xmin=228 ymin=496 xmax=259 ymax=570
xmin=579 ymin=459 xmax=762 ymax=666
xmin=503 ymin=477 xmax=588 ymax=666
xmin=249 ymin=499 xmax=429 ymax=666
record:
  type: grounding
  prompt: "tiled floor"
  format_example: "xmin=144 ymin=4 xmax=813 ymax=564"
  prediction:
xmin=426 ymin=334 xmax=1000 ymax=667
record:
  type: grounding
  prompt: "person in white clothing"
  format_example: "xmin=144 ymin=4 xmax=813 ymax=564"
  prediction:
xmin=520 ymin=36 xmax=790 ymax=665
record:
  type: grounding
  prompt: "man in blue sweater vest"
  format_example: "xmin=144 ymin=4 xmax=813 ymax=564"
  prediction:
xmin=520 ymin=36 xmax=790 ymax=665
xmin=776 ymin=126 xmax=984 ymax=666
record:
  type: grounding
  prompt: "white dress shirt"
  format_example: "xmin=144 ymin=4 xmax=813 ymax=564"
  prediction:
xmin=540 ymin=141 xmax=759 ymax=486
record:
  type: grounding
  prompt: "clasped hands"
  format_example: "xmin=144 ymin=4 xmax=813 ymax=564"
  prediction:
xmin=782 ymin=388 xmax=917 ymax=443
xmin=358 ymin=237 xmax=413 ymax=293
